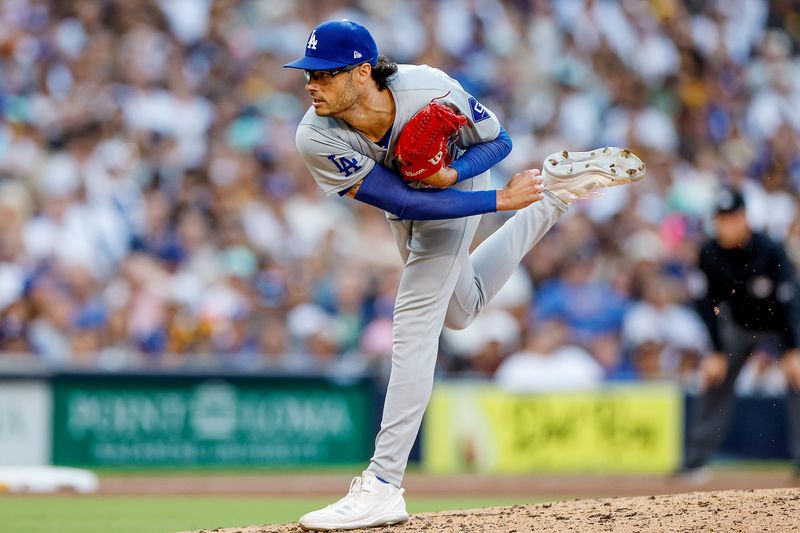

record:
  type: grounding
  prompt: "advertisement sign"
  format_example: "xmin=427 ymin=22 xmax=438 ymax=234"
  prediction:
xmin=52 ymin=376 xmax=372 ymax=466
xmin=424 ymin=383 xmax=682 ymax=473
xmin=0 ymin=381 xmax=51 ymax=466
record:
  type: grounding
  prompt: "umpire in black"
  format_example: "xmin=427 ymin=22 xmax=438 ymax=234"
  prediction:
xmin=684 ymin=186 xmax=800 ymax=476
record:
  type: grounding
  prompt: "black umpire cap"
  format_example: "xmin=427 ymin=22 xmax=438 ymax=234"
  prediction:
xmin=713 ymin=186 xmax=746 ymax=215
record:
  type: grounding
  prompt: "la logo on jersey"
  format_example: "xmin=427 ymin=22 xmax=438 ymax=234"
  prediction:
xmin=328 ymin=154 xmax=362 ymax=176
xmin=307 ymin=30 xmax=318 ymax=50
xmin=468 ymin=97 xmax=490 ymax=123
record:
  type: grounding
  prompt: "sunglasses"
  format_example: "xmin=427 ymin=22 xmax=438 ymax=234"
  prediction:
xmin=304 ymin=64 xmax=359 ymax=83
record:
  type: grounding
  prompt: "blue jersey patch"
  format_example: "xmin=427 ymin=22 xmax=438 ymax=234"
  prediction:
xmin=327 ymin=154 xmax=362 ymax=176
xmin=468 ymin=97 xmax=490 ymax=123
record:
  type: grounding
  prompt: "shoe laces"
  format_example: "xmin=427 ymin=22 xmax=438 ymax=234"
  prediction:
xmin=327 ymin=475 xmax=378 ymax=514
xmin=325 ymin=477 xmax=360 ymax=511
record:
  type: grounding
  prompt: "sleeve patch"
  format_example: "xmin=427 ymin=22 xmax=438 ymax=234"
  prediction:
xmin=327 ymin=154 xmax=363 ymax=176
xmin=468 ymin=97 xmax=490 ymax=123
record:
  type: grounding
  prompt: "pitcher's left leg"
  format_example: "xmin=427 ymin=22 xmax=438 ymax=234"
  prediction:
xmin=368 ymin=213 xmax=482 ymax=485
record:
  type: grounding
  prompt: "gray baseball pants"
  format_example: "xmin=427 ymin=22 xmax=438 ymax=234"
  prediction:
xmin=366 ymin=171 xmax=568 ymax=486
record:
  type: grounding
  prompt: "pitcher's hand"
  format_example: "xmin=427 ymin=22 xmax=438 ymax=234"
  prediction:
xmin=496 ymin=169 xmax=544 ymax=211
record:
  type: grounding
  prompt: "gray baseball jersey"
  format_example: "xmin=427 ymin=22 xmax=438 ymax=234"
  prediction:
xmin=293 ymin=63 xmax=567 ymax=486
xmin=295 ymin=64 xmax=502 ymax=198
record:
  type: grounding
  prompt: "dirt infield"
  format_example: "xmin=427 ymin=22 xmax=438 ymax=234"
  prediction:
xmin=182 ymin=488 xmax=800 ymax=533
xmin=101 ymin=470 xmax=800 ymax=531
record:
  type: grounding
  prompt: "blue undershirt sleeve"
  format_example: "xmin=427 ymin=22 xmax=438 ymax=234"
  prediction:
xmin=449 ymin=127 xmax=512 ymax=183
xmin=348 ymin=164 xmax=497 ymax=220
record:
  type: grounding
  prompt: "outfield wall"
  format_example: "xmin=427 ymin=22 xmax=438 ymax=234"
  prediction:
xmin=423 ymin=383 xmax=682 ymax=474
xmin=50 ymin=373 xmax=374 ymax=466
xmin=0 ymin=370 xmax=793 ymax=470
xmin=0 ymin=380 xmax=51 ymax=466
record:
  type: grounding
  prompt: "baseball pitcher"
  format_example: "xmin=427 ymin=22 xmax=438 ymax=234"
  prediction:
xmin=284 ymin=19 xmax=645 ymax=531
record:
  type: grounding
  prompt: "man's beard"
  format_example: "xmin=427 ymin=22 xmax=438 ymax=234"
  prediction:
xmin=316 ymin=78 xmax=358 ymax=117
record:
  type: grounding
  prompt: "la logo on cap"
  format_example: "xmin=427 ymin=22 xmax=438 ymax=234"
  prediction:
xmin=307 ymin=30 xmax=318 ymax=50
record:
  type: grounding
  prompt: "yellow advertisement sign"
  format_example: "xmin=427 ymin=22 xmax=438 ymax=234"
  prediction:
xmin=423 ymin=383 xmax=682 ymax=474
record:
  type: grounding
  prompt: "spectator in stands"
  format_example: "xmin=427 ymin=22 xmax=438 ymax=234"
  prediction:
xmin=534 ymin=250 xmax=631 ymax=377
xmin=621 ymin=273 xmax=709 ymax=381
xmin=495 ymin=320 xmax=604 ymax=393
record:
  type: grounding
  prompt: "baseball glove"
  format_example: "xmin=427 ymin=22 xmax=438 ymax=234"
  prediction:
xmin=395 ymin=98 xmax=468 ymax=181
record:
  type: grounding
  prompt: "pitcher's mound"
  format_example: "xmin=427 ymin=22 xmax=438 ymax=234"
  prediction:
xmin=186 ymin=488 xmax=799 ymax=532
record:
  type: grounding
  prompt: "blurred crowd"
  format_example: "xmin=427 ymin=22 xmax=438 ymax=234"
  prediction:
xmin=0 ymin=0 xmax=798 ymax=391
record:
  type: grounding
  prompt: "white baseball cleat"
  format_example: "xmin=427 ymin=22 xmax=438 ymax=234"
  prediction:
xmin=298 ymin=471 xmax=409 ymax=531
xmin=542 ymin=146 xmax=646 ymax=204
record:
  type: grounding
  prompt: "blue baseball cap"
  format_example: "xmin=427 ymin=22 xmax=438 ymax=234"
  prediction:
xmin=284 ymin=19 xmax=378 ymax=71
